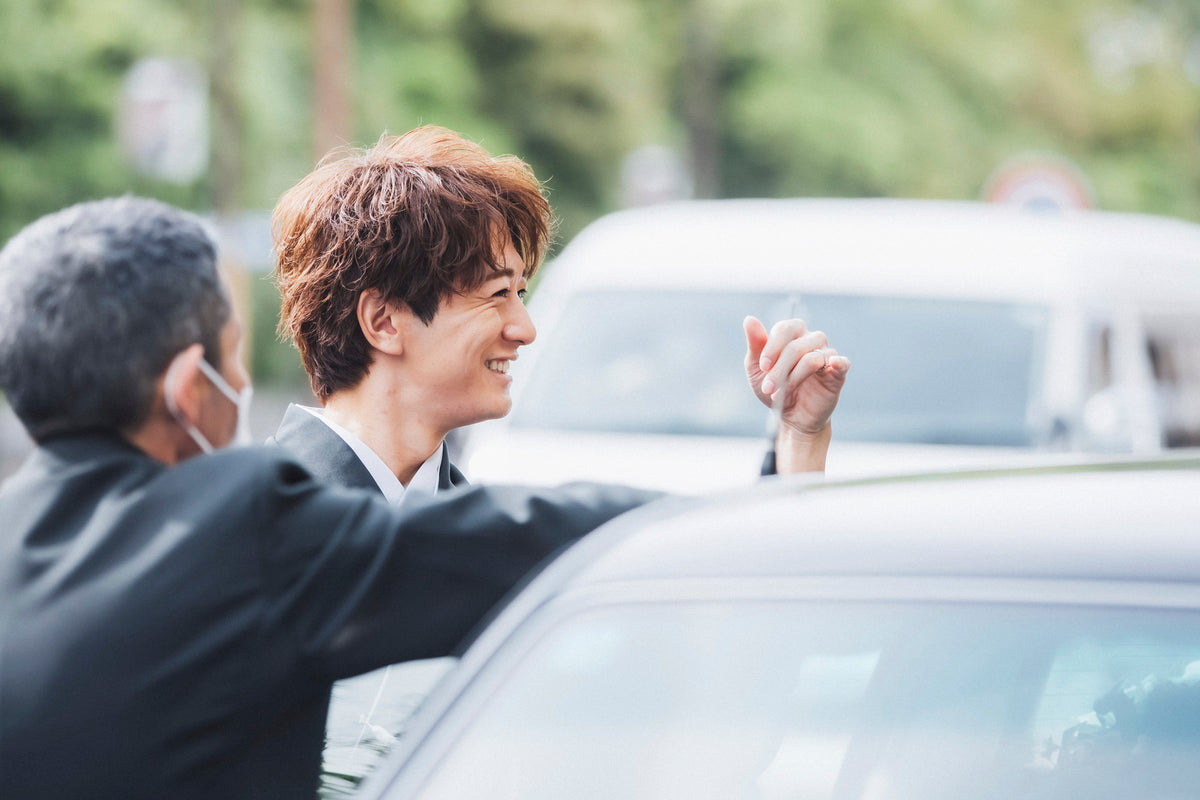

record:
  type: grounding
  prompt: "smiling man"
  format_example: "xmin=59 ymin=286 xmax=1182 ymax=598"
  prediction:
xmin=270 ymin=126 xmax=547 ymax=500
xmin=269 ymin=129 xmax=560 ymax=789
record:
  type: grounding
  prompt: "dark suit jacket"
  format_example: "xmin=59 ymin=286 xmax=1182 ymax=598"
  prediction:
xmin=268 ymin=403 xmax=467 ymax=494
xmin=0 ymin=433 xmax=656 ymax=800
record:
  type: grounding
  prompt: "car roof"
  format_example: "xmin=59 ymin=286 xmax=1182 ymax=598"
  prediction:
xmin=537 ymin=198 xmax=1200 ymax=309
xmin=557 ymin=455 xmax=1200 ymax=590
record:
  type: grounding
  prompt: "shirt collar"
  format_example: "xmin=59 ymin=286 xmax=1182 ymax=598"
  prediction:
xmin=300 ymin=406 xmax=443 ymax=506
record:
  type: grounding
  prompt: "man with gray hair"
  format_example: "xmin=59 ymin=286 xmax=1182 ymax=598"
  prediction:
xmin=0 ymin=196 xmax=658 ymax=799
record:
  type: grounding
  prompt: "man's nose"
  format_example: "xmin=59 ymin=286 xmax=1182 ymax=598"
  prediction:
xmin=503 ymin=299 xmax=536 ymax=346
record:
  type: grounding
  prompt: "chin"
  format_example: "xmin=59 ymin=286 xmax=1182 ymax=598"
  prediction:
xmin=483 ymin=405 xmax=513 ymax=422
xmin=459 ymin=403 xmax=512 ymax=429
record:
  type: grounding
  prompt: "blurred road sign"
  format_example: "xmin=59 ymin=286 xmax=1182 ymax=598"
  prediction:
xmin=982 ymin=153 xmax=1095 ymax=212
xmin=118 ymin=58 xmax=209 ymax=183
xmin=620 ymin=145 xmax=693 ymax=207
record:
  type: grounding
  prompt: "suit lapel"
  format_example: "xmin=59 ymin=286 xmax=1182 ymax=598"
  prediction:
xmin=267 ymin=404 xmax=380 ymax=494
xmin=437 ymin=441 xmax=469 ymax=490
xmin=271 ymin=404 xmax=470 ymax=495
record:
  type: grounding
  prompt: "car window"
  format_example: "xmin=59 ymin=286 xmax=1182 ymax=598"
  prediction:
xmin=512 ymin=290 xmax=1050 ymax=446
xmin=322 ymin=658 xmax=457 ymax=798
xmin=400 ymin=601 xmax=1200 ymax=800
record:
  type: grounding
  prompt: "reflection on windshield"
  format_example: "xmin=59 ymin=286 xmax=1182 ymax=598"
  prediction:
xmin=412 ymin=601 xmax=1200 ymax=800
xmin=512 ymin=291 xmax=1049 ymax=446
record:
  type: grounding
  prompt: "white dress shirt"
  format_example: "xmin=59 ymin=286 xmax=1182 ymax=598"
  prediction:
xmin=299 ymin=406 xmax=442 ymax=506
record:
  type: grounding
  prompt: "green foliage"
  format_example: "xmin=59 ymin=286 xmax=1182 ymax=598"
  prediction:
xmin=709 ymin=0 xmax=1200 ymax=208
xmin=244 ymin=271 xmax=309 ymax=389
xmin=0 ymin=0 xmax=208 ymax=238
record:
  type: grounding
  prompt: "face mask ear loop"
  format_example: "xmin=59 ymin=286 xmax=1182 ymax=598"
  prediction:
xmin=194 ymin=359 xmax=254 ymax=447
xmin=194 ymin=359 xmax=240 ymax=405
xmin=164 ymin=351 xmax=215 ymax=455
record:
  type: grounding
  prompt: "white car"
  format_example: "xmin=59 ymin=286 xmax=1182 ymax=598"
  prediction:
xmin=462 ymin=198 xmax=1200 ymax=493
xmin=359 ymin=454 xmax=1200 ymax=800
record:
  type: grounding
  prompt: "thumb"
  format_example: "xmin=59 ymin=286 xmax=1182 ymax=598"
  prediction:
xmin=743 ymin=316 xmax=768 ymax=369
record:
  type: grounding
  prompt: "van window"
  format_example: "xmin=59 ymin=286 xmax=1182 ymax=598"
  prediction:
xmin=1144 ymin=317 xmax=1200 ymax=447
xmin=513 ymin=290 xmax=1050 ymax=447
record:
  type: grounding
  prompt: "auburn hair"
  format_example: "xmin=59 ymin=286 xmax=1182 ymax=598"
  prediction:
xmin=272 ymin=125 xmax=552 ymax=400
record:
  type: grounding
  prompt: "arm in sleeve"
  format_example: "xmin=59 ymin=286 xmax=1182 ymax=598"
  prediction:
xmin=255 ymin=461 xmax=661 ymax=681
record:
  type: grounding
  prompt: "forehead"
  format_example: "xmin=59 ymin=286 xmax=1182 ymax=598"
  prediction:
xmin=470 ymin=244 xmax=532 ymax=287
xmin=446 ymin=239 xmax=535 ymax=299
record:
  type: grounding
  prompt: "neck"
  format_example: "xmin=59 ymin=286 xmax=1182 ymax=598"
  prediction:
xmin=322 ymin=375 xmax=446 ymax=486
xmin=123 ymin=414 xmax=199 ymax=466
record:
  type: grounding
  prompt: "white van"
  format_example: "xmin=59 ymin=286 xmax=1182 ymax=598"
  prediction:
xmin=461 ymin=198 xmax=1200 ymax=492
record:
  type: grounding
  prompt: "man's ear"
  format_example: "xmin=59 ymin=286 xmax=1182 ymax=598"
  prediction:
xmin=162 ymin=343 xmax=207 ymax=425
xmin=357 ymin=289 xmax=409 ymax=356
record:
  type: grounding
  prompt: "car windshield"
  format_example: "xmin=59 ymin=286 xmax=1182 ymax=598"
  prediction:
xmin=407 ymin=600 xmax=1200 ymax=800
xmin=512 ymin=290 xmax=1050 ymax=446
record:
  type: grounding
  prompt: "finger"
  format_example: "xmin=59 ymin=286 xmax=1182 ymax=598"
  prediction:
xmin=757 ymin=318 xmax=809 ymax=373
xmin=762 ymin=333 xmax=826 ymax=395
xmin=821 ymin=353 xmax=850 ymax=375
xmin=818 ymin=354 xmax=851 ymax=384
xmin=762 ymin=330 xmax=828 ymax=394
xmin=790 ymin=347 xmax=839 ymax=391
xmin=743 ymin=316 xmax=768 ymax=370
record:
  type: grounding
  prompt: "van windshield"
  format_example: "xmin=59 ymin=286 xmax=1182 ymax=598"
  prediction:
xmin=511 ymin=290 xmax=1050 ymax=447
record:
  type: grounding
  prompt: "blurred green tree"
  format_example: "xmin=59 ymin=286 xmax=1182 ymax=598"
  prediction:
xmin=4 ymin=0 xmax=1199 ymax=238
xmin=0 ymin=0 xmax=209 ymax=239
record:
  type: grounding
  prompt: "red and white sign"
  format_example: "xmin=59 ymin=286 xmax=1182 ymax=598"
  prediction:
xmin=982 ymin=154 xmax=1095 ymax=212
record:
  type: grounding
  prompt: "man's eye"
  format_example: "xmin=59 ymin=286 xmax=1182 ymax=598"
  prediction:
xmin=517 ymin=289 xmax=528 ymax=301
xmin=492 ymin=288 xmax=509 ymax=298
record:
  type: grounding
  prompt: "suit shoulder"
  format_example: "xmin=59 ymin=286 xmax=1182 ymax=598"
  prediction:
xmin=174 ymin=445 xmax=317 ymax=489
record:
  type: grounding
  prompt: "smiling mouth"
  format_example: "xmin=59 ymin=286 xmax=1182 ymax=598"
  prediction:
xmin=486 ymin=360 xmax=510 ymax=374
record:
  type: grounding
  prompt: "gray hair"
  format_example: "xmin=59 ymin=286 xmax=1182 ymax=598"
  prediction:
xmin=0 ymin=196 xmax=230 ymax=440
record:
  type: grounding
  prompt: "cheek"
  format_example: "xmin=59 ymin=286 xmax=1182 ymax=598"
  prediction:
xmin=460 ymin=312 xmax=506 ymax=347
xmin=416 ymin=311 xmax=503 ymax=378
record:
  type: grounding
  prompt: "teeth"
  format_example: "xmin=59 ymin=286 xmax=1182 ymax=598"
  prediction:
xmin=486 ymin=360 xmax=510 ymax=374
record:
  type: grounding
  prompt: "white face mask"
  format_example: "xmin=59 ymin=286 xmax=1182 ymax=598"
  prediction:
xmin=165 ymin=354 xmax=254 ymax=454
